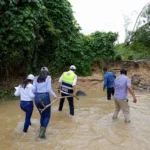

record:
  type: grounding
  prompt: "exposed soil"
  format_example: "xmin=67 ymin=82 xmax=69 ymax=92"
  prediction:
xmin=53 ymin=60 xmax=150 ymax=93
xmin=105 ymin=60 xmax=150 ymax=91
xmin=1 ymin=60 xmax=150 ymax=98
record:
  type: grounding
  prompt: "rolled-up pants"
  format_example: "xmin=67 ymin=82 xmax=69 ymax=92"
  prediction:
xmin=113 ymin=98 xmax=130 ymax=122
xmin=35 ymin=93 xmax=51 ymax=128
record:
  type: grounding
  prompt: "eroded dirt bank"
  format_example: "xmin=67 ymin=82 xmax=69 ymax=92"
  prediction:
xmin=1 ymin=60 xmax=150 ymax=98
xmin=57 ymin=60 xmax=150 ymax=92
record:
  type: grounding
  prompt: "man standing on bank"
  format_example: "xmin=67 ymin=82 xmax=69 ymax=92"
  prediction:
xmin=103 ymin=67 xmax=116 ymax=100
xmin=57 ymin=65 xmax=77 ymax=116
xmin=113 ymin=69 xmax=137 ymax=123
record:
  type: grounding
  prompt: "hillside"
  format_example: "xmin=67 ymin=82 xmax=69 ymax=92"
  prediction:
xmin=71 ymin=60 xmax=150 ymax=92
xmin=1 ymin=60 xmax=150 ymax=100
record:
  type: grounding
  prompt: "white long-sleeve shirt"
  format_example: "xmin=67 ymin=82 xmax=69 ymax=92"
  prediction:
xmin=14 ymin=83 xmax=35 ymax=101
xmin=33 ymin=76 xmax=57 ymax=98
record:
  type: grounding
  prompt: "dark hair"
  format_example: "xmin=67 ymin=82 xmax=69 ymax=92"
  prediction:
xmin=37 ymin=70 xmax=48 ymax=83
xmin=120 ymin=69 xmax=127 ymax=75
xmin=70 ymin=69 xmax=76 ymax=72
xmin=21 ymin=79 xmax=32 ymax=88
xmin=103 ymin=67 xmax=107 ymax=72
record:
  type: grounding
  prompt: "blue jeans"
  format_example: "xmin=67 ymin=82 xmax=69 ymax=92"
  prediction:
xmin=20 ymin=101 xmax=33 ymax=132
xmin=34 ymin=93 xmax=51 ymax=128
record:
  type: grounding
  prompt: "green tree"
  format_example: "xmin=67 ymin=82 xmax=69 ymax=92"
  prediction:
xmin=0 ymin=0 xmax=47 ymax=76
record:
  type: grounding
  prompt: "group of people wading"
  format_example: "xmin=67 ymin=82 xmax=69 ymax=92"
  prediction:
xmin=103 ymin=67 xmax=137 ymax=123
xmin=14 ymin=65 xmax=137 ymax=139
xmin=14 ymin=65 xmax=77 ymax=139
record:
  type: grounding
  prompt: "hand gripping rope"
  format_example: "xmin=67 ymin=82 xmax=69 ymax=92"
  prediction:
xmin=39 ymin=90 xmax=86 ymax=113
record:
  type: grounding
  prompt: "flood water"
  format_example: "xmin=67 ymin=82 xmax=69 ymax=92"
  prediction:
xmin=0 ymin=91 xmax=150 ymax=150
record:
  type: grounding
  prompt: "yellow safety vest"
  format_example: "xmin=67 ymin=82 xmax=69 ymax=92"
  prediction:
xmin=62 ymin=70 xmax=76 ymax=84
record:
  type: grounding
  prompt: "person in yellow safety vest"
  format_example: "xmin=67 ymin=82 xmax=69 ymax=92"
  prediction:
xmin=57 ymin=65 xmax=77 ymax=116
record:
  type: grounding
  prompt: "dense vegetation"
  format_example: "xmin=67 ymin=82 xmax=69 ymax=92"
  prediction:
xmin=0 ymin=0 xmax=117 ymax=79
xmin=1 ymin=1 xmax=150 ymax=100
xmin=115 ymin=3 xmax=150 ymax=60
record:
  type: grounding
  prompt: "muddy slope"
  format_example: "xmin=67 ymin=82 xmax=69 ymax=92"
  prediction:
xmin=73 ymin=60 xmax=150 ymax=92
xmin=1 ymin=60 xmax=150 ymax=97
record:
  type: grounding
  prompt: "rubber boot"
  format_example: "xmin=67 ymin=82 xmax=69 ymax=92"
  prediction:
xmin=39 ymin=126 xmax=46 ymax=139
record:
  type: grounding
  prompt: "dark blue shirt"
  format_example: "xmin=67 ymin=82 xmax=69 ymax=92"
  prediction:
xmin=103 ymin=72 xmax=116 ymax=89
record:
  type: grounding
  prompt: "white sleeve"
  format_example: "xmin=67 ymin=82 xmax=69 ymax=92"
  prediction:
xmin=72 ymin=75 xmax=77 ymax=86
xmin=47 ymin=76 xmax=57 ymax=98
xmin=14 ymin=85 xmax=20 ymax=96
xmin=58 ymin=75 xmax=63 ymax=83
xmin=28 ymin=86 xmax=35 ymax=99
xmin=32 ymin=76 xmax=38 ymax=93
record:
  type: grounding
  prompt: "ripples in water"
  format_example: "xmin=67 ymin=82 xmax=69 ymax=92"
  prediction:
xmin=0 ymin=92 xmax=150 ymax=149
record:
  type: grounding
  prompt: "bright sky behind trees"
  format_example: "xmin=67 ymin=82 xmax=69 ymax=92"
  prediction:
xmin=69 ymin=0 xmax=150 ymax=43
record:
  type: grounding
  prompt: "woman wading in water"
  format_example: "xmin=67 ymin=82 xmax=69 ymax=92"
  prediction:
xmin=14 ymin=74 xmax=35 ymax=133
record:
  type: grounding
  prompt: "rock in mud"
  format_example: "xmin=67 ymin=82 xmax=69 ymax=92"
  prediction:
xmin=76 ymin=90 xmax=87 ymax=96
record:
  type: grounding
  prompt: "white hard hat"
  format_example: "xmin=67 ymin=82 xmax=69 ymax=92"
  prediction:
xmin=27 ymin=74 xmax=34 ymax=80
xmin=41 ymin=67 xmax=49 ymax=72
xmin=70 ymin=65 xmax=76 ymax=70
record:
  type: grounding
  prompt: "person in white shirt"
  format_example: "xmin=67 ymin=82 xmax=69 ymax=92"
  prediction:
xmin=14 ymin=74 xmax=35 ymax=133
xmin=33 ymin=67 xmax=57 ymax=139
xmin=57 ymin=65 xmax=77 ymax=116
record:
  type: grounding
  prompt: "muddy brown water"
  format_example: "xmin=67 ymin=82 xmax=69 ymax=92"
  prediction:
xmin=0 ymin=91 xmax=150 ymax=150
